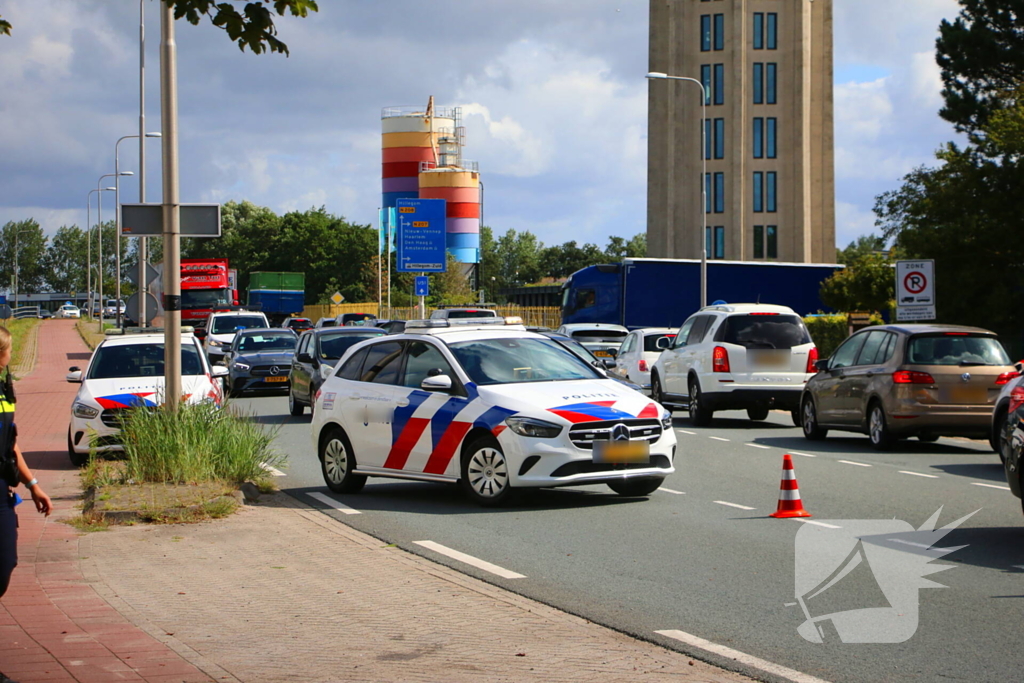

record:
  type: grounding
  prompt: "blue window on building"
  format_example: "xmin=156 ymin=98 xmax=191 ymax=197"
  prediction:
xmin=714 ymin=226 xmax=725 ymax=259
xmin=754 ymin=225 xmax=764 ymax=258
xmin=705 ymin=173 xmax=712 ymax=214
xmin=753 ymin=13 xmax=763 ymax=49
xmin=705 ymin=119 xmax=712 ymax=160
xmin=713 ymin=64 xmax=724 ymax=105
xmin=753 ymin=118 xmax=764 ymax=159
xmin=767 ymin=13 xmax=778 ymax=50
xmin=701 ymin=15 xmax=711 ymax=51
xmin=714 ymin=118 xmax=724 ymax=159
xmin=753 ymin=63 xmax=763 ymax=104
xmin=767 ymin=225 xmax=778 ymax=258
xmin=702 ymin=65 xmax=712 ymax=105
xmin=767 ymin=63 xmax=777 ymax=104
xmin=753 ymin=172 xmax=764 ymax=213
xmin=766 ymin=172 xmax=777 ymax=212
xmin=714 ymin=172 xmax=724 ymax=213
xmin=766 ymin=118 xmax=777 ymax=158
xmin=713 ymin=14 xmax=724 ymax=51
xmin=705 ymin=226 xmax=712 ymax=259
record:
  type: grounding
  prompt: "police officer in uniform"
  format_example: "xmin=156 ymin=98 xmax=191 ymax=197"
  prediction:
xmin=0 ymin=327 xmax=52 ymax=683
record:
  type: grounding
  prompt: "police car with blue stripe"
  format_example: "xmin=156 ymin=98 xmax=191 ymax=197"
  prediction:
xmin=310 ymin=317 xmax=677 ymax=506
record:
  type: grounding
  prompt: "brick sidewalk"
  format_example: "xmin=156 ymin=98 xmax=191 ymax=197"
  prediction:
xmin=0 ymin=320 xmax=214 ymax=682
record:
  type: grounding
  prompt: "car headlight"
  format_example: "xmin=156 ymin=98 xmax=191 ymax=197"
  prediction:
xmin=505 ymin=417 xmax=563 ymax=438
xmin=73 ymin=402 xmax=100 ymax=419
xmin=233 ymin=362 xmax=250 ymax=371
xmin=661 ymin=412 xmax=673 ymax=431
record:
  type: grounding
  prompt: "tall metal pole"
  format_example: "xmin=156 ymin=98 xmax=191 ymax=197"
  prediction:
xmin=86 ymin=191 xmax=93 ymax=316
xmin=98 ymin=181 xmax=105 ymax=331
xmin=139 ymin=0 xmax=149 ymax=328
xmin=13 ymin=230 xmax=18 ymax=311
xmin=161 ymin=4 xmax=182 ymax=410
xmin=113 ymin=143 xmax=136 ymax=328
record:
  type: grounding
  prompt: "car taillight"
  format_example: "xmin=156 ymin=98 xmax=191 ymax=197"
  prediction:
xmin=1009 ymin=385 xmax=1024 ymax=413
xmin=806 ymin=347 xmax=819 ymax=374
xmin=893 ymin=370 xmax=935 ymax=384
xmin=713 ymin=346 xmax=730 ymax=373
xmin=995 ymin=371 xmax=1020 ymax=386
xmin=315 ymin=388 xmax=322 ymax=404
xmin=638 ymin=359 xmax=648 ymax=372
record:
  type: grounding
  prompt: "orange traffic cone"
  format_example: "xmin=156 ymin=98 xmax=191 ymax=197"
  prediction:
xmin=769 ymin=454 xmax=811 ymax=518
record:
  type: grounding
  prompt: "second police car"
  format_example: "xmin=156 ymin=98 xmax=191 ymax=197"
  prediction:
xmin=310 ymin=318 xmax=677 ymax=506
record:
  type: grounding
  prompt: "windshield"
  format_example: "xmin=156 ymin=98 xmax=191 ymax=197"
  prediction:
xmin=718 ymin=314 xmax=811 ymax=349
xmin=211 ymin=316 xmax=266 ymax=334
xmin=570 ymin=329 xmax=628 ymax=343
xmin=236 ymin=333 xmax=297 ymax=353
xmin=319 ymin=331 xmax=384 ymax=359
xmin=449 ymin=337 xmax=601 ymax=385
xmin=907 ymin=334 xmax=1010 ymax=366
xmin=88 ymin=343 xmax=204 ymax=379
xmin=181 ymin=288 xmax=233 ymax=309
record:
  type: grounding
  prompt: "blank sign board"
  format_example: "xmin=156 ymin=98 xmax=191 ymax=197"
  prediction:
xmin=120 ymin=204 xmax=221 ymax=237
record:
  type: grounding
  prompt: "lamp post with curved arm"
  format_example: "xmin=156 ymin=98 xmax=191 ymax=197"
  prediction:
xmin=646 ymin=71 xmax=708 ymax=308
xmin=97 ymin=172 xmax=133 ymax=331
xmin=115 ymin=133 xmax=160 ymax=327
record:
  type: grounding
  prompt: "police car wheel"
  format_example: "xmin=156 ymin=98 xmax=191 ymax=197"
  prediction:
xmin=319 ymin=428 xmax=366 ymax=494
xmin=607 ymin=477 xmax=663 ymax=497
xmin=460 ymin=437 xmax=514 ymax=507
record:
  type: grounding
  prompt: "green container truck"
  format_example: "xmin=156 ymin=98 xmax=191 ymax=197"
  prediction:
xmin=247 ymin=272 xmax=305 ymax=326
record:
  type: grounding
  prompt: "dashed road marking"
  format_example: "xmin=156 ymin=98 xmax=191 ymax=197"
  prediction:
xmin=972 ymin=482 xmax=1011 ymax=491
xmin=261 ymin=463 xmax=286 ymax=477
xmin=655 ymin=629 xmax=831 ymax=683
xmin=709 ymin=436 xmax=730 ymax=442
xmin=838 ymin=460 xmax=872 ymax=467
xmin=745 ymin=443 xmax=771 ymax=450
xmin=714 ymin=501 xmax=755 ymax=511
xmin=413 ymin=541 xmax=525 ymax=580
xmin=659 ymin=487 xmax=686 ymax=495
xmin=307 ymin=492 xmax=361 ymax=515
xmin=795 ymin=519 xmax=842 ymax=530
xmin=899 ymin=470 xmax=938 ymax=479
xmin=790 ymin=452 xmax=817 ymax=458
xmin=677 ymin=429 xmax=697 ymax=435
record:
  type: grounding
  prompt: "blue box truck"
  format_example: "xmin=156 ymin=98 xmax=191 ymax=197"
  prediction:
xmin=247 ymin=271 xmax=305 ymax=326
xmin=559 ymin=258 xmax=843 ymax=329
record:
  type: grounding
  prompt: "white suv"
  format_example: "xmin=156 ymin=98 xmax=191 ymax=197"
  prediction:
xmin=650 ymin=303 xmax=817 ymax=426
xmin=202 ymin=310 xmax=270 ymax=364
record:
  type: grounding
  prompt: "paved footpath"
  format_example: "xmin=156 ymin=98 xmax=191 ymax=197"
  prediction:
xmin=2 ymin=321 xmax=753 ymax=683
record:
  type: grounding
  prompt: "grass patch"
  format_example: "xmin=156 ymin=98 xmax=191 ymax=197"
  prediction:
xmin=4 ymin=317 xmax=40 ymax=377
xmin=75 ymin=318 xmax=108 ymax=350
xmin=141 ymin=497 xmax=238 ymax=524
xmin=65 ymin=514 xmax=111 ymax=532
xmin=119 ymin=401 xmax=284 ymax=486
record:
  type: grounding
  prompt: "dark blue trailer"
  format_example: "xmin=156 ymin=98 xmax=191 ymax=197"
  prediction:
xmin=560 ymin=258 xmax=843 ymax=329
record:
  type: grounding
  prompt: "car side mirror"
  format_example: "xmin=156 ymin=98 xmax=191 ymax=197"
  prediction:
xmin=602 ymin=358 xmax=617 ymax=370
xmin=814 ymin=359 xmax=830 ymax=372
xmin=69 ymin=366 xmax=80 ymax=372
xmin=66 ymin=370 xmax=82 ymax=383
xmin=211 ymin=366 xmax=229 ymax=378
xmin=421 ymin=375 xmax=453 ymax=392
xmin=606 ymin=347 xmax=618 ymax=358
xmin=656 ymin=336 xmax=671 ymax=350
xmin=296 ymin=352 xmax=313 ymax=363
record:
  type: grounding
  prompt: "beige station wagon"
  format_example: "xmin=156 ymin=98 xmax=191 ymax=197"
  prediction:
xmin=800 ymin=324 xmax=1018 ymax=450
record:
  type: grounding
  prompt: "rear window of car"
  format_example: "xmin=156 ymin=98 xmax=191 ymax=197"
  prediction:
xmin=319 ymin=332 xmax=384 ymax=359
xmin=716 ymin=314 xmax=811 ymax=349
xmin=444 ymin=310 xmax=498 ymax=319
xmin=569 ymin=329 xmax=628 ymax=343
xmin=643 ymin=334 xmax=676 ymax=352
xmin=906 ymin=334 xmax=1010 ymax=366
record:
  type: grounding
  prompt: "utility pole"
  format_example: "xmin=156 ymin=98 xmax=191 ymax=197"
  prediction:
xmin=139 ymin=0 xmax=149 ymax=328
xmin=160 ymin=4 xmax=182 ymax=410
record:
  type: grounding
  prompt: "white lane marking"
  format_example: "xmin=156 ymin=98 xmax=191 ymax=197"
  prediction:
xmin=261 ymin=463 xmax=286 ymax=477
xmin=413 ymin=541 xmax=525 ymax=580
xmin=790 ymin=452 xmax=817 ymax=458
xmin=794 ymin=519 xmax=842 ymax=530
xmin=307 ymin=492 xmax=361 ymax=515
xmin=656 ymin=629 xmax=832 ymax=683
xmin=899 ymin=470 xmax=939 ymax=479
xmin=714 ymin=501 xmax=755 ymax=511
xmin=744 ymin=443 xmax=771 ymax=450
xmin=972 ymin=482 xmax=1011 ymax=491
xmin=659 ymin=487 xmax=686 ymax=495
xmin=838 ymin=460 xmax=872 ymax=468
xmin=709 ymin=436 xmax=730 ymax=442
xmin=677 ymin=429 xmax=697 ymax=435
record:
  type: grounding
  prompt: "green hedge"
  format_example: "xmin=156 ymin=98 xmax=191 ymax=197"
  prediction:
xmin=804 ymin=314 xmax=848 ymax=359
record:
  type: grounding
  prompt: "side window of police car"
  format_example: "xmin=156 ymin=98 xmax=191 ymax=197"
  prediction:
xmin=673 ymin=318 xmax=697 ymax=348
xmin=338 ymin=346 xmax=369 ymax=381
xmin=402 ymin=341 xmax=457 ymax=390
xmin=359 ymin=341 xmax=404 ymax=384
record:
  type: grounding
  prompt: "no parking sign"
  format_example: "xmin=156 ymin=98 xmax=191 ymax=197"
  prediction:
xmin=896 ymin=260 xmax=935 ymax=321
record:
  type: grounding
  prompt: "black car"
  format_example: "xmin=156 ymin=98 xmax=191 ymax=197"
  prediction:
xmin=1002 ymin=375 xmax=1024 ymax=514
xmin=376 ymin=319 xmax=407 ymax=335
xmin=532 ymin=329 xmax=643 ymax=392
xmin=289 ymin=327 xmax=386 ymax=416
xmin=224 ymin=328 xmax=298 ymax=397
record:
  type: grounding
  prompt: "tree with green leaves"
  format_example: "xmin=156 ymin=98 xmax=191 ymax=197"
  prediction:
xmin=42 ymin=225 xmax=89 ymax=293
xmin=835 ymin=234 xmax=888 ymax=265
xmin=0 ymin=1 xmax=318 ymax=55
xmin=539 ymin=241 xmax=605 ymax=279
xmin=819 ymin=250 xmax=895 ymax=315
xmin=0 ymin=219 xmax=47 ymax=294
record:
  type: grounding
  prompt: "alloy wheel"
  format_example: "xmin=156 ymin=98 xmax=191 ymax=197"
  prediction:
xmin=466 ymin=447 xmax=509 ymax=499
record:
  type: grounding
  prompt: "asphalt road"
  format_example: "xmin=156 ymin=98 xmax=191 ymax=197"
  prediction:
xmin=235 ymin=393 xmax=1024 ymax=683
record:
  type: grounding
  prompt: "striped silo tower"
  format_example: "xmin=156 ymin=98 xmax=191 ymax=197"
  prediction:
xmin=381 ymin=102 xmax=454 ymax=211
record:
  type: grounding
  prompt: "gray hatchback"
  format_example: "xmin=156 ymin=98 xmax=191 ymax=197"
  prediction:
xmin=800 ymin=324 xmax=1017 ymax=450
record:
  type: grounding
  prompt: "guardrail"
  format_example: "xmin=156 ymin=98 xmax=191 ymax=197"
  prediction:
xmin=12 ymin=305 xmax=40 ymax=320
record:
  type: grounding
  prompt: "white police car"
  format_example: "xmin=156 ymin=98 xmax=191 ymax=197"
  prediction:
xmin=66 ymin=330 xmax=227 ymax=466
xmin=310 ymin=318 xmax=677 ymax=506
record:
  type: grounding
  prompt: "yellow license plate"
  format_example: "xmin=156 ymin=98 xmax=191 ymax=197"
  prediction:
xmin=264 ymin=376 xmax=289 ymax=383
xmin=948 ymin=386 xmax=986 ymax=404
xmin=594 ymin=350 xmax=611 ymax=358
xmin=593 ymin=441 xmax=650 ymax=464
xmin=754 ymin=353 xmax=788 ymax=367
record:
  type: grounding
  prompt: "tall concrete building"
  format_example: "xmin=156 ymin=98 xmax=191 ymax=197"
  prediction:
xmin=647 ymin=0 xmax=835 ymax=263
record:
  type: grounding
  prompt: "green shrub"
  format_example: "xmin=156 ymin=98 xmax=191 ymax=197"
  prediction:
xmin=804 ymin=314 xmax=848 ymax=359
xmin=118 ymin=402 xmax=284 ymax=485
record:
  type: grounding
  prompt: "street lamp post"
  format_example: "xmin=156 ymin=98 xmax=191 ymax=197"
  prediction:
xmin=646 ymin=71 xmax=708 ymax=308
xmin=97 ymin=173 xmax=132 ymax=332
xmin=86 ymin=187 xmax=116 ymax=319
xmin=115 ymin=133 xmax=160 ymax=328
xmin=12 ymin=227 xmax=34 ymax=312
xmin=160 ymin=4 xmax=183 ymax=410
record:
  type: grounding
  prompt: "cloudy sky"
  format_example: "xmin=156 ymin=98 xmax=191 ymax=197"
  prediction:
xmin=0 ymin=0 xmax=965 ymax=253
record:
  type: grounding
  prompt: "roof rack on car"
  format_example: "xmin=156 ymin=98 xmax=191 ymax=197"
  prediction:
xmin=105 ymin=326 xmax=195 ymax=335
